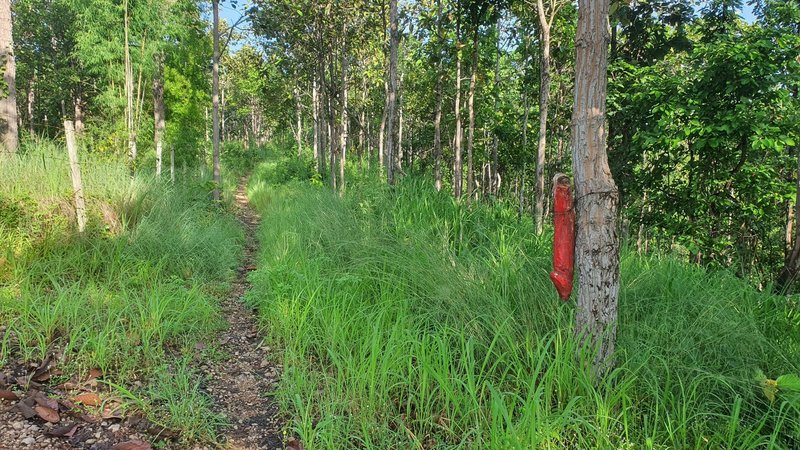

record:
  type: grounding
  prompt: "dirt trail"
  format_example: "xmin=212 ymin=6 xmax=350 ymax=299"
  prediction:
xmin=200 ymin=177 xmax=284 ymax=449
xmin=0 ymin=178 xmax=284 ymax=450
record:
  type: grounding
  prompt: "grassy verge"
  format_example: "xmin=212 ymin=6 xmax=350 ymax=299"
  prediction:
xmin=0 ymin=140 xmax=249 ymax=444
xmin=246 ymin=149 xmax=800 ymax=449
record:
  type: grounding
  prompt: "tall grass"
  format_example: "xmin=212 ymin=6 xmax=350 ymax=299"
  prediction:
xmin=0 ymin=140 xmax=246 ymax=444
xmin=247 ymin=152 xmax=800 ymax=449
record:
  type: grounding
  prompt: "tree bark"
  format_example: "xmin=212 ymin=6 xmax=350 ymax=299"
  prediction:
xmin=535 ymin=1 xmax=552 ymax=235
xmin=491 ymin=19 xmax=500 ymax=197
xmin=313 ymin=77 xmax=320 ymax=171
xmin=27 ymin=73 xmax=35 ymax=138
xmin=776 ymin=146 xmax=800 ymax=292
xmin=124 ymin=0 xmax=136 ymax=169
xmin=466 ymin=26 xmax=479 ymax=200
xmin=0 ymin=0 xmax=18 ymax=154
xmin=295 ymin=84 xmax=302 ymax=157
xmin=379 ymin=80 xmax=388 ymax=169
xmin=153 ymin=52 xmax=165 ymax=177
xmin=572 ymin=0 xmax=620 ymax=373
xmin=386 ymin=0 xmax=398 ymax=185
xmin=433 ymin=0 xmax=444 ymax=192
xmin=340 ymin=49 xmax=349 ymax=194
xmin=212 ymin=0 xmax=221 ymax=202
xmin=74 ymin=86 xmax=85 ymax=136
xmin=398 ymin=73 xmax=404 ymax=170
xmin=453 ymin=4 xmax=464 ymax=198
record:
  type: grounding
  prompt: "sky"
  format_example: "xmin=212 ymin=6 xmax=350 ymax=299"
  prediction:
xmin=215 ymin=1 xmax=759 ymax=55
xmin=218 ymin=1 xmax=253 ymax=52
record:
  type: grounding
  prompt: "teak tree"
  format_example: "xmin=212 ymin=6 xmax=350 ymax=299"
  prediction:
xmin=1 ymin=0 xmax=19 ymax=155
xmin=571 ymin=0 xmax=620 ymax=372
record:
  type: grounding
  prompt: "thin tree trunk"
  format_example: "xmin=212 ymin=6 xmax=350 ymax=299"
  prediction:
xmin=170 ymin=145 xmax=175 ymax=183
xmin=295 ymin=85 xmax=302 ymax=157
xmin=433 ymin=0 xmax=444 ymax=192
xmin=386 ymin=0 xmax=399 ymax=185
xmin=453 ymin=4 xmax=463 ymax=198
xmin=776 ymin=146 xmax=800 ymax=291
xmin=398 ymin=74 xmax=404 ymax=170
xmin=212 ymin=0 xmax=221 ymax=202
xmin=124 ymin=0 xmax=135 ymax=168
xmin=313 ymin=78 xmax=320 ymax=171
xmin=340 ymin=49 xmax=349 ymax=194
xmin=74 ymin=87 xmax=85 ymax=136
xmin=572 ymin=0 xmax=619 ymax=373
xmin=466 ymin=26 xmax=479 ymax=200
xmin=379 ymin=80 xmax=388 ymax=169
xmin=27 ymin=73 xmax=35 ymax=137
xmin=153 ymin=52 xmax=165 ymax=177
xmin=2 ymin=0 xmax=20 ymax=153
xmin=535 ymin=0 xmax=553 ymax=235
xmin=359 ymin=77 xmax=366 ymax=164
xmin=492 ymin=19 xmax=500 ymax=196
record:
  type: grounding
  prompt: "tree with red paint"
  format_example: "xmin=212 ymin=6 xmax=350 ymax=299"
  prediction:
xmin=571 ymin=0 xmax=620 ymax=373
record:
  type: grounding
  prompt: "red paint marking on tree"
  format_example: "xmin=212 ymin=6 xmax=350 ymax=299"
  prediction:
xmin=549 ymin=173 xmax=575 ymax=301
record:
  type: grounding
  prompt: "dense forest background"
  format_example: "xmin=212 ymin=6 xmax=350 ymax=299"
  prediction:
xmin=4 ymin=0 xmax=799 ymax=289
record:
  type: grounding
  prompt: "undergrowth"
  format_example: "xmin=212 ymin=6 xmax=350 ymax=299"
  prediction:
xmin=0 ymin=140 xmax=248 ymax=444
xmin=247 ymin=148 xmax=800 ymax=449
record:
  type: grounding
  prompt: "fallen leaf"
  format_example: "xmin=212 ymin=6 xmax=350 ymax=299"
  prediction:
xmin=33 ymin=367 xmax=62 ymax=382
xmin=56 ymin=381 xmax=80 ymax=391
xmin=0 ymin=389 xmax=18 ymax=400
xmin=16 ymin=401 xmax=37 ymax=419
xmin=109 ymin=440 xmax=153 ymax=450
xmin=86 ymin=368 xmax=103 ymax=380
xmin=73 ymin=392 xmax=101 ymax=407
xmin=31 ymin=355 xmax=53 ymax=380
xmin=287 ymin=438 xmax=305 ymax=450
xmin=32 ymin=393 xmax=59 ymax=410
xmin=47 ymin=423 xmax=80 ymax=437
xmin=100 ymin=405 xmax=125 ymax=420
xmin=34 ymin=405 xmax=60 ymax=423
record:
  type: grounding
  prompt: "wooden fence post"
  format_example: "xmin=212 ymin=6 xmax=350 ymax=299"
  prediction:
xmin=64 ymin=120 xmax=87 ymax=233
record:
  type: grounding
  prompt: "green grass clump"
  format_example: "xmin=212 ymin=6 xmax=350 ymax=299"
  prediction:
xmin=0 ymin=140 xmax=248 ymax=444
xmin=246 ymin=152 xmax=800 ymax=449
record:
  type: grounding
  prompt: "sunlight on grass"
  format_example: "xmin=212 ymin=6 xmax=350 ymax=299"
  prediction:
xmin=246 ymin=148 xmax=800 ymax=449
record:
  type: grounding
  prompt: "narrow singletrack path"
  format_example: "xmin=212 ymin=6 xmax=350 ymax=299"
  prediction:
xmin=201 ymin=178 xmax=284 ymax=449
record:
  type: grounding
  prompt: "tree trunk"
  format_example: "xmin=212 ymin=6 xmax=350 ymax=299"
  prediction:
xmin=572 ymin=0 xmax=619 ymax=373
xmin=433 ymin=0 xmax=444 ymax=192
xmin=124 ymin=0 xmax=135 ymax=168
xmin=295 ymin=85 xmax=302 ymax=157
xmin=398 ymin=74 xmax=404 ymax=170
xmin=386 ymin=0 xmax=398 ymax=185
xmin=453 ymin=6 xmax=463 ymax=198
xmin=379 ymin=80 xmax=388 ymax=169
xmin=776 ymin=146 xmax=800 ymax=292
xmin=0 ymin=0 xmax=18 ymax=154
xmin=340 ymin=50 xmax=349 ymax=194
xmin=535 ymin=9 xmax=552 ymax=235
xmin=27 ymin=73 xmax=35 ymax=138
xmin=74 ymin=86 xmax=85 ymax=136
xmin=313 ymin=78 xmax=320 ymax=171
xmin=466 ymin=26 xmax=479 ymax=200
xmin=359 ymin=77 xmax=366 ymax=164
xmin=153 ymin=52 xmax=165 ymax=177
xmin=491 ymin=20 xmax=500 ymax=197
xmin=212 ymin=0 xmax=221 ymax=202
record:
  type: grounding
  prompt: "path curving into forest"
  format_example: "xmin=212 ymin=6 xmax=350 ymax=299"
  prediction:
xmin=199 ymin=178 xmax=284 ymax=450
